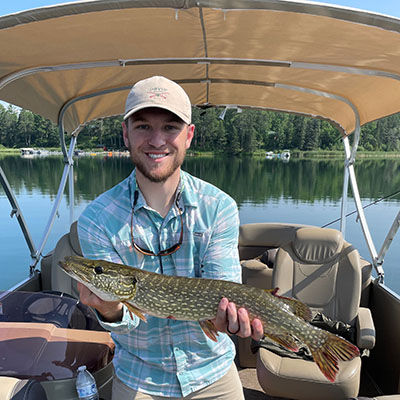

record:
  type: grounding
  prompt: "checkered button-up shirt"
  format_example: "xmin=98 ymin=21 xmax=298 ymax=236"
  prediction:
xmin=78 ymin=169 xmax=241 ymax=397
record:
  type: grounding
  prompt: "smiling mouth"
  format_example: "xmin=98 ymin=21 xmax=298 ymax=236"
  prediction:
xmin=147 ymin=153 xmax=169 ymax=159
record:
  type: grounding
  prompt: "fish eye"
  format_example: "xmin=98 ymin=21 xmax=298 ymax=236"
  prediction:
xmin=94 ymin=266 xmax=103 ymax=274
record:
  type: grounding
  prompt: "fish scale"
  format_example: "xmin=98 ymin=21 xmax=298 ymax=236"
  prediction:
xmin=60 ymin=255 xmax=360 ymax=382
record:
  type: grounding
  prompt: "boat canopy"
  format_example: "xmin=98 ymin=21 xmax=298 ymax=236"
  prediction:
xmin=1 ymin=0 xmax=400 ymax=136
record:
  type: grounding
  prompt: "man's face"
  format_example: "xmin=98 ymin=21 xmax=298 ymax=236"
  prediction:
xmin=122 ymin=108 xmax=194 ymax=183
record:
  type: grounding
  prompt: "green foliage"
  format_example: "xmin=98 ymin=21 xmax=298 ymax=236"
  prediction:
xmin=0 ymin=104 xmax=400 ymax=153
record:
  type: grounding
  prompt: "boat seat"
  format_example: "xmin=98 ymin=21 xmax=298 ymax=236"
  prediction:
xmin=41 ymin=221 xmax=82 ymax=299
xmin=0 ymin=377 xmax=47 ymax=399
xmin=256 ymin=226 xmax=375 ymax=400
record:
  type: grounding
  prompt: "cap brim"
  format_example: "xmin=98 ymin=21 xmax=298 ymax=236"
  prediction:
xmin=124 ymin=103 xmax=190 ymax=124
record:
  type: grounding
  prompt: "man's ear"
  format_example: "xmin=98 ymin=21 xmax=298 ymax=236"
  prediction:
xmin=122 ymin=120 xmax=130 ymax=148
xmin=185 ymin=124 xmax=195 ymax=149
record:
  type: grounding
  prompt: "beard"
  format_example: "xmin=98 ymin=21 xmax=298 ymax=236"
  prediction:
xmin=130 ymin=148 xmax=186 ymax=183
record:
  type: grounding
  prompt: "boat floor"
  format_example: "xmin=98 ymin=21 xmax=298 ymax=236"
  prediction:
xmin=238 ymin=366 xmax=266 ymax=400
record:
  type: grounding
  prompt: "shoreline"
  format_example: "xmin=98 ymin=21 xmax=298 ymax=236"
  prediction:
xmin=1 ymin=147 xmax=400 ymax=159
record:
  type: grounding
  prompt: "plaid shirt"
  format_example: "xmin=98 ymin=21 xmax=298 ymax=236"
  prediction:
xmin=78 ymin=169 xmax=241 ymax=397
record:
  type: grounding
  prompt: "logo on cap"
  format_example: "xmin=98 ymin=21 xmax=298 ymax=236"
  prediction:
xmin=148 ymin=87 xmax=169 ymax=101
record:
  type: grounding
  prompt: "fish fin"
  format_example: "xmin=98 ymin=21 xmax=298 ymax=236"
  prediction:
xmin=199 ymin=320 xmax=219 ymax=342
xmin=265 ymin=288 xmax=312 ymax=321
xmin=310 ymin=333 xmax=360 ymax=382
xmin=264 ymin=288 xmax=279 ymax=295
xmin=263 ymin=332 xmax=299 ymax=352
xmin=123 ymin=301 xmax=147 ymax=322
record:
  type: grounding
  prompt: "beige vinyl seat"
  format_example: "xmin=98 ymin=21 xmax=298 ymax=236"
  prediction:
xmin=0 ymin=377 xmax=48 ymax=400
xmin=256 ymin=226 xmax=375 ymax=400
xmin=41 ymin=221 xmax=82 ymax=298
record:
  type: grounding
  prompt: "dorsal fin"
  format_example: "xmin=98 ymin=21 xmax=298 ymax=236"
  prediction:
xmin=264 ymin=288 xmax=312 ymax=321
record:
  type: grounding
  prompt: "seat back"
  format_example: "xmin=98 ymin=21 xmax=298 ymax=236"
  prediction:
xmin=41 ymin=221 xmax=82 ymax=299
xmin=0 ymin=377 xmax=47 ymax=400
xmin=272 ymin=226 xmax=361 ymax=325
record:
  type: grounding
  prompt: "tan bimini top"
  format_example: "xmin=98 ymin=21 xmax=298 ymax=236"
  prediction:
xmin=1 ymin=0 xmax=400 ymax=136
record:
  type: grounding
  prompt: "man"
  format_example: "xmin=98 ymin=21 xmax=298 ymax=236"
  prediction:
xmin=77 ymin=76 xmax=263 ymax=399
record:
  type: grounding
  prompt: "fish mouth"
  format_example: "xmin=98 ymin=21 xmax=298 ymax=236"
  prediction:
xmin=58 ymin=260 xmax=89 ymax=285
xmin=58 ymin=260 xmax=69 ymax=271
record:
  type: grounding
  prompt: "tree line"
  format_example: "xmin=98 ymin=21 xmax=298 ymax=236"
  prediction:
xmin=1 ymin=103 xmax=400 ymax=154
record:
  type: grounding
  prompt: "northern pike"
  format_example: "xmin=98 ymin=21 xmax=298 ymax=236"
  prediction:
xmin=60 ymin=255 xmax=360 ymax=382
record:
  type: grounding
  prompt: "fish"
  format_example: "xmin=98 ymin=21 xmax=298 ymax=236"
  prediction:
xmin=59 ymin=255 xmax=360 ymax=382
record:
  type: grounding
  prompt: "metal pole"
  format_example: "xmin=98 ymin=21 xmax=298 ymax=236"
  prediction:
xmin=31 ymin=135 xmax=77 ymax=271
xmin=340 ymin=138 xmax=350 ymax=235
xmin=0 ymin=165 xmax=37 ymax=260
xmin=376 ymin=210 xmax=400 ymax=268
xmin=343 ymin=137 xmax=384 ymax=280
xmin=69 ymin=162 xmax=74 ymax=225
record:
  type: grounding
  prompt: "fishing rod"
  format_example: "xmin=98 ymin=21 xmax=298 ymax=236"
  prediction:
xmin=321 ymin=188 xmax=400 ymax=228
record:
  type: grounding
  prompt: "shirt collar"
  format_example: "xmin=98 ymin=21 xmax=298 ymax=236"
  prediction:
xmin=180 ymin=170 xmax=198 ymax=208
xmin=128 ymin=169 xmax=198 ymax=211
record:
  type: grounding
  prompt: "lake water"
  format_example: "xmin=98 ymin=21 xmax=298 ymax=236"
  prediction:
xmin=1 ymin=154 xmax=399 ymax=293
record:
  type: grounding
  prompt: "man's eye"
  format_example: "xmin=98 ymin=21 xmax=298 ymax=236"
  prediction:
xmin=135 ymin=124 xmax=149 ymax=130
xmin=165 ymin=125 xmax=180 ymax=131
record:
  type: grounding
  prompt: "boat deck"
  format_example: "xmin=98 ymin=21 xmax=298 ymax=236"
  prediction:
xmin=239 ymin=367 xmax=266 ymax=400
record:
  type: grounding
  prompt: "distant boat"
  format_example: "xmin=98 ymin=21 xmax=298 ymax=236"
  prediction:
xmin=265 ymin=150 xmax=290 ymax=161
xmin=20 ymin=148 xmax=51 ymax=157
xmin=280 ymin=150 xmax=291 ymax=161
xmin=20 ymin=147 xmax=35 ymax=155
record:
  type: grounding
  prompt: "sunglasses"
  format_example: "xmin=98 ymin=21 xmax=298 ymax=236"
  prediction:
xmin=130 ymin=190 xmax=183 ymax=257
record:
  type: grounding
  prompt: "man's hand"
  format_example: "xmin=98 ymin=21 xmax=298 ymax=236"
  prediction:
xmin=77 ymin=282 xmax=123 ymax=323
xmin=213 ymin=297 xmax=264 ymax=341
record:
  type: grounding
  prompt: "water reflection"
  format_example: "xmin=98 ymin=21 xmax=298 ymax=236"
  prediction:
xmin=1 ymin=154 xmax=400 ymax=206
xmin=0 ymin=155 xmax=399 ymax=291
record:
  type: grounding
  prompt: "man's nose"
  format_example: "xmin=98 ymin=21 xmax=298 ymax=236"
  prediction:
xmin=148 ymin=128 xmax=166 ymax=147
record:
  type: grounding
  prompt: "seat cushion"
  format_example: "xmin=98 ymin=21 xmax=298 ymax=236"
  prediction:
xmin=292 ymin=227 xmax=343 ymax=263
xmin=50 ymin=221 xmax=83 ymax=298
xmin=257 ymin=347 xmax=361 ymax=400
xmin=0 ymin=377 xmax=47 ymax=400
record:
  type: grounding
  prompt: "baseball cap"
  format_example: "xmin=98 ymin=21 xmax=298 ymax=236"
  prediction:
xmin=124 ymin=76 xmax=192 ymax=124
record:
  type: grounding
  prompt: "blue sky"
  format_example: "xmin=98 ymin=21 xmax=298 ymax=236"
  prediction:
xmin=0 ymin=1 xmax=399 ymax=18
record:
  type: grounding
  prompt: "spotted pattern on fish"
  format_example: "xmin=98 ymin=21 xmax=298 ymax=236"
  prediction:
xmin=60 ymin=255 xmax=360 ymax=382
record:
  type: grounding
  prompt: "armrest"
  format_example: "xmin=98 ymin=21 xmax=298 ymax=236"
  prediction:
xmin=356 ymin=307 xmax=375 ymax=349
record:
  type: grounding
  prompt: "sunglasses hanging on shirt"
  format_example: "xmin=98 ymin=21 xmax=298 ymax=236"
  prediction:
xmin=130 ymin=189 xmax=183 ymax=257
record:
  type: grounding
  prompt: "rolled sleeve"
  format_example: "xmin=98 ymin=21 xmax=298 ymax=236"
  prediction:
xmin=95 ymin=304 xmax=140 ymax=333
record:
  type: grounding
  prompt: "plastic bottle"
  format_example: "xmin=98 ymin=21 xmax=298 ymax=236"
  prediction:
xmin=75 ymin=365 xmax=99 ymax=400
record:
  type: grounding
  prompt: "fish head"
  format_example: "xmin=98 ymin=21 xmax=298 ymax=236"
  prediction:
xmin=59 ymin=255 xmax=138 ymax=301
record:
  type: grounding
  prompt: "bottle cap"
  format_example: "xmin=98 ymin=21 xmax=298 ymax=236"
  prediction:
xmin=77 ymin=366 xmax=87 ymax=372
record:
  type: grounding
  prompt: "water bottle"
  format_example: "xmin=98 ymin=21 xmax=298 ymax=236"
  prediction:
xmin=75 ymin=365 xmax=99 ymax=400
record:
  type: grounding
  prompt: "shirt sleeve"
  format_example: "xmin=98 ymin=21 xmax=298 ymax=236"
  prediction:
xmin=200 ymin=194 xmax=242 ymax=284
xmin=78 ymin=201 xmax=140 ymax=333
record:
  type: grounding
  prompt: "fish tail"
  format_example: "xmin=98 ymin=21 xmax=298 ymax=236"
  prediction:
xmin=309 ymin=333 xmax=360 ymax=382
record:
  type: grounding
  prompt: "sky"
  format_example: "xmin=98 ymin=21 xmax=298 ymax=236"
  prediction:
xmin=0 ymin=0 xmax=399 ymax=18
